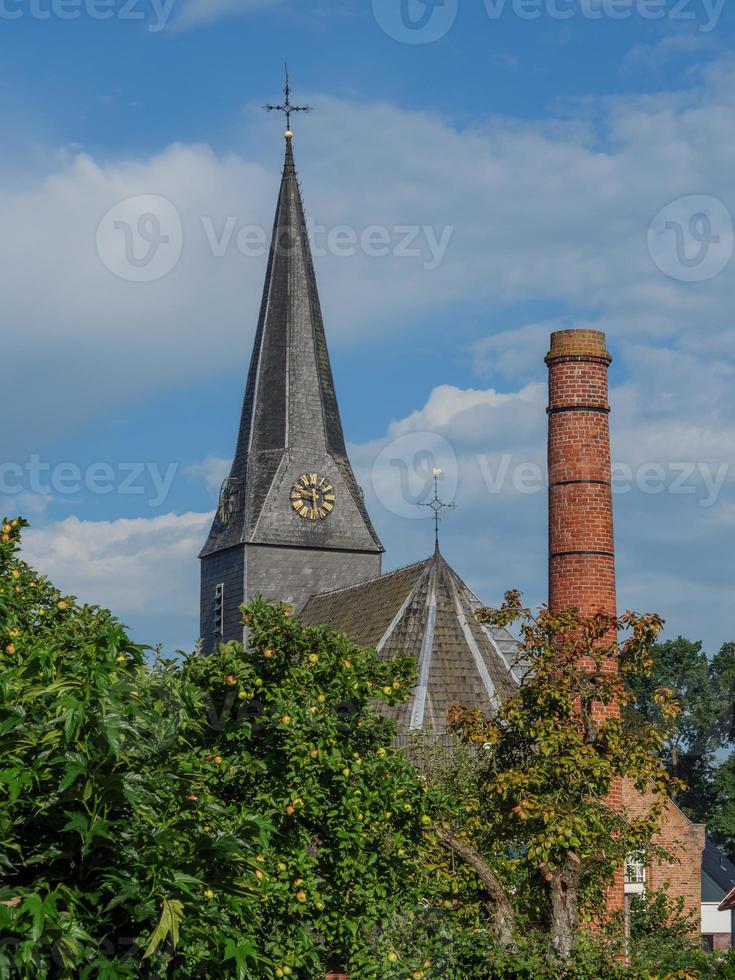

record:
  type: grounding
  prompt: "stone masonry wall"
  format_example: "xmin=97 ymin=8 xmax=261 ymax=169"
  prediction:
xmin=246 ymin=544 xmax=381 ymax=615
xmin=200 ymin=543 xmax=382 ymax=651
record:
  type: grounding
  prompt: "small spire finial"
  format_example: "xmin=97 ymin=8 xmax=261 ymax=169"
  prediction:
xmin=418 ymin=467 xmax=456 ymax=553
xmin=264 ymin=63 xmax=312 ymax=136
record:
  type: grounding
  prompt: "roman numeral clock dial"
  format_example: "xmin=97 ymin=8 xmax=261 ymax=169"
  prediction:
xmin=290 ymin=473 xmax=335 ymax=520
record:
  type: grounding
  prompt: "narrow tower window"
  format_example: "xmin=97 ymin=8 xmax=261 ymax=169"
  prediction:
xmin=214 ymin=583 xmax=224 ymax=637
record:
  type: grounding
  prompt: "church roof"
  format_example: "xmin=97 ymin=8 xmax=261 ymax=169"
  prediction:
xmin=300 ymin=549 xmax=521 ymax=732
xmin=200 ymin=136 xmax=383 ymax=558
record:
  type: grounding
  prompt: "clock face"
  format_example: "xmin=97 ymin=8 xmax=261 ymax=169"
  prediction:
xmin=290 ymin=473 xmax=335 ymax=520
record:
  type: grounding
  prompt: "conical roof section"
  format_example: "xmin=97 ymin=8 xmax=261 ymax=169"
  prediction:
xmin=201 ymin=136 xmax=383 ymax=558
xmin=300 ymin=550 xmax=521 ymax=733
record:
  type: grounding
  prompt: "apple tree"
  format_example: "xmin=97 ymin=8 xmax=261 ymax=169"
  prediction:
xmin=0 ymin=517 xmax=265 ymax=977
xmin=177 ymin=596 xmax=440 ymax=977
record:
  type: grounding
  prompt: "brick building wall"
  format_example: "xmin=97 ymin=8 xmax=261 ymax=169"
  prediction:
xmin=546 ymin=332 xmax=706 ymax=932
xmin=623 ymin=780 xmax=705 ymax=931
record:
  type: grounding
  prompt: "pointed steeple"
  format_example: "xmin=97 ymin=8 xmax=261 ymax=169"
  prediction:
xmin=240 ymin=134 xmax=350 ymax=462
xmin=199 ymin=133 xmax=383 ymax=644
xmin=201 ymin=134 xmax=381 ymax=558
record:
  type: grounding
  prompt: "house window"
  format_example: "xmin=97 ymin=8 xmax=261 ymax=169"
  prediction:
xmin=624 ymin=857 xmax=646 ymax=885
xmin=701 ymin=935 xmax=715 ymax=954
xmin=214 ymin=583 xmax=224 ymax=636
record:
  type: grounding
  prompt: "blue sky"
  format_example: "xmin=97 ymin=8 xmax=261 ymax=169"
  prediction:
xmin=2 ymin=0 xmax=734 ymax=655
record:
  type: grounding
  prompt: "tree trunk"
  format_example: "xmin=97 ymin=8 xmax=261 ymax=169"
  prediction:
xmin=436 ymin=827 xmax=515 ymax=947
xmin=541 ymin=852 xmax=582 ymax=958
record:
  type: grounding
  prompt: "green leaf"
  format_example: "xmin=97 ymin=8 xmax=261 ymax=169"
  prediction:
xmin=61 ymin=812 xmax=89 ymax=834
xmin=59 ymin=761 xmax=86 ymax=793
xmin=143 ymin=897 xmax=184 ymax=958
xmin=224 ymin=938 xmax=260 ymax=979
xmin=20 ymin=893 xmax=44 ymax=943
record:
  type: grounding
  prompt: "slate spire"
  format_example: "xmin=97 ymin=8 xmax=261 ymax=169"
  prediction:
xmin=199 ymin=133 xmax=383 ymax=642
xmin=234 ymin=133 xmax=349 ymax=465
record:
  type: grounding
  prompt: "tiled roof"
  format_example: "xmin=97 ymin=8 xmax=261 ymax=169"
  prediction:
xmin=703 ymin=837 xmax=735 ymax=902
xmin=300 ymin=549 xmax=520 ymax=733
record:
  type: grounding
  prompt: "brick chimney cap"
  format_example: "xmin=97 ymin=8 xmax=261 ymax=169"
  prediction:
xmin=545 ymin=329 xmax=612 ymax=366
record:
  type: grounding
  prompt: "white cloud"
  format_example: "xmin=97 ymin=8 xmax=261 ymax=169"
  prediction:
xmin=4 ymin=60 xmax=735 ymax=451
xmin=623 ymin=33 xmax=717 ymax=75
xmin=471 ymin=322 xmax=555 ymax=382
xmin=388 ymin=383 xmax=543 ymax=440
xmin=0 ymin=492 xmax=52 ymax=519
xmin=21 ymin=512 xmax=211 ymax=617
xmin=184 ymin=455 xmax=232 ymax=494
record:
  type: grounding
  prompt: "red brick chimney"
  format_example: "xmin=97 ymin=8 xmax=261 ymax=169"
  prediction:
xmin=546 ymin=329 xmax=624 ymax=916
xmin=546 ymin=329 xmax=615 ymax=617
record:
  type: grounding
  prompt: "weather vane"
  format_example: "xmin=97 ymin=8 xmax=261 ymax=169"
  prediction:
xmin=418 ymin=467 xmax=456 ymax=552
xmin=264 ymin=64 xmax=312 ymax=134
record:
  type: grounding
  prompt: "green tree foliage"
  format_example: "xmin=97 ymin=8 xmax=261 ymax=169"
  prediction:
xmin=627 ymin=635 xmax=735 ymax=860
xmin=625 ymin=887 xmax=735 ymax=977
xmin=0 ymin=517 xmax=265 ymax=977
xmin=364 ymin=868 xmax=735 ymax=979
xmin=0 ymin=517 xmax=437 ymax=978
xmin=174 ymin=600 xmax=437 ymax=977
xmin=626 ymin=637 xmax=725 ymax=818
xmin=4 ymin=514 xmax=733 ymax=978
xmin=430 ymin=592 xmax=681 ymax=958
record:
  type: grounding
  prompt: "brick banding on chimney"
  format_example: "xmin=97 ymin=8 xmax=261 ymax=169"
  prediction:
xmin=546 ymin=329 xmax=616 ymax=618
xmin=546 ymin=404 xmax=611 ymax=415
xmin=552 ymin=550 xmax=615 ymax=558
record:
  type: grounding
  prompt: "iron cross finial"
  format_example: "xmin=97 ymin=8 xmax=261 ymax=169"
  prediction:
xmin=418 ymin=467 xmax=456 ymax=552
xmin=264 ymin=63 xmax=312 ymax=133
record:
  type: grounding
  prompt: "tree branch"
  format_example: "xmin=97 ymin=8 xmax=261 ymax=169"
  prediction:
xmin=435 ymin=827 xmax=515 ymax=947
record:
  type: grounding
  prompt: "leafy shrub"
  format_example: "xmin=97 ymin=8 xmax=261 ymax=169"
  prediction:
xmin=0 ymin=517 xmax=263 ymax=977
xmin=0 ymin=517 xmax=437 ymax=977
xmin=175 ymin=598 xmax=437 ymax=976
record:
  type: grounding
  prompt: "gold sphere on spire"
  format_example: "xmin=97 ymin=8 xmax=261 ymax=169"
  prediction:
xmin=285 ymin=130 xmax=293 ymax=139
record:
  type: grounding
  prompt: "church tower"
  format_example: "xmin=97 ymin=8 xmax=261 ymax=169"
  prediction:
xmin=199 ymin=132 xmax=383 ymax=650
